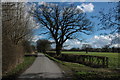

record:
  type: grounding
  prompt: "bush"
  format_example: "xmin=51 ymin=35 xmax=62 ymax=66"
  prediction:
xmin=2 ymin=37 xmax=24 ymax=75
xmin=2 ymin=56 xmax=36 ymax=78
xmin=47 ymin=52 xmax=108 ymax=68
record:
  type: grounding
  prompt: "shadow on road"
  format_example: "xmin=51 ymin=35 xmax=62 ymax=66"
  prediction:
xmin=2 ymin=77 xmax=73 ymax=80
xmin=19 ymin=72 xmax=63 ymax=78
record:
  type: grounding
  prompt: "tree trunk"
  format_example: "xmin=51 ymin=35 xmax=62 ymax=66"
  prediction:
xmin=86 ymin=49 xmax=88 ymax=54
xmin=56 ymin=44 xmax=62 ymax=56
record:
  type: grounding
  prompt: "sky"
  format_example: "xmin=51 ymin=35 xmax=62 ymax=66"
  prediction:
xmin=29 ymin=2 xmax=120 ymax=49
xmin=2 ymin=1 xmax=119 ymax=49
xmin=2 ymin=0 xmax=120 ymax=2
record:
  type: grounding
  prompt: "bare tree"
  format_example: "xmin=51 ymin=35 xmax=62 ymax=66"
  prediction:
xmin=31 ymin=3 xmax=93 ymax=55
xmin=82 ymin=44 xmax=92 ymax=53
xmin=2 ymin=2 xmax=34 ymax=45
xmin=96 ymin=2 xmax=120 ymax=34
xmin=102 ymin=44 xmax=110 ymax=52
xmin=2 ymin=2 xmax=35 ymax=75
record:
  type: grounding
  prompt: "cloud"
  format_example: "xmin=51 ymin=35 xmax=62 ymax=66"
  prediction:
xmin=78 ymin=0 xmax=86 ymax=1
xmin=61 ymin=0 xmax=85 ymax=2
xmin=32 ymin=35 xmax=44 ymax=42
xmin=23 ymin=3 xmax=40 ymax=30
xmin=77 ymin=3 xmax=94 ymax=12
xmin=90 ymin=35 xmax=112 ymax=48
xmin=32 ymin=34 xmax=120 ymax=49
xmin=2 ymin=0 xmax=29 ymax=2
xmin=27 ymin=16 xmax=40 ymax=30
xmin=38 ymin=1 xmax=47 ymax=5
xmin=63 ymin=39 xmax=83 ymax=49
xmin=33 ymin=23 xmax=41 ymax=29
xmin=111 ymin=44 xmax=120 ymax=48
xmin=53 ymin=33 xmax=120 ymax=49
xmin=90 ymin=33 xmax=120 ymax=48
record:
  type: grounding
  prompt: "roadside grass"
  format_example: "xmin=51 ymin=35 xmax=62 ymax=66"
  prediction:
xmin=47 ymin=51 xmax=119 ymax=68
xmin=45 ymin=54 xmax=120 ymax=80
xmin=3 ymin=56 xmax=36 ymax=78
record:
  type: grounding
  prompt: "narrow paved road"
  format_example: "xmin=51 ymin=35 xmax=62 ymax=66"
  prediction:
xmin=18 ymin=53 xmax=64 ymax=79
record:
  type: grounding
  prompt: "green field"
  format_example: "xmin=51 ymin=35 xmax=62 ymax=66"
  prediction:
xmin=48 ymin=51 xmax=119 ymax=68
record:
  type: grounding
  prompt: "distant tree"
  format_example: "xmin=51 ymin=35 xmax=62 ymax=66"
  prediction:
xmin=102 ymin=44 xmax=110 ymax=52
xmin=22 ymin=40 xmax=36 ymax=53
xmin=31 ymin=45 xmax=36 ymax=52
xmin=30 ymin=3 xmax=93 ymax=55
xmin=82 ymin=44 xmax=92 ymax=53
xmin=36 ymin=39 xmax=51 ymax=53
xmin=70 ymin=47 xmax=80 ymax=51
xmin=111 ymin=35 xmax=120 ymax=48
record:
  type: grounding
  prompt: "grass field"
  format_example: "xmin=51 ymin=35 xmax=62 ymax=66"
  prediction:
xmin=47 ymin=51 xmax=119 ymax=68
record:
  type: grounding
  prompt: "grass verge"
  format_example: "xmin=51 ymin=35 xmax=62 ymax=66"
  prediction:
xmin=2 ymin=56 xmax=36 ymax=79
xmin=45 ymin=54 xmax=120 ymax=80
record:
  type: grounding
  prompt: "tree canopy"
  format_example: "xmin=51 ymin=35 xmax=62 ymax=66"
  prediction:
xmin=31 ymin=3 xmax=93 ymax=55
xmin=82 ymin=44 xmax=92 ymax=53
xmin=36 ymin=39 xmax=51 ymax=53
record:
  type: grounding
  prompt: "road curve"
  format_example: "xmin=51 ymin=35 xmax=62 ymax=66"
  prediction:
xmin=18 ymin=53 xmax=64 ymax=79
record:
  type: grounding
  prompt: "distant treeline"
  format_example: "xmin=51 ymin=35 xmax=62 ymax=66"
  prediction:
xmin=50 ymin=47 xmax=120 ymax=53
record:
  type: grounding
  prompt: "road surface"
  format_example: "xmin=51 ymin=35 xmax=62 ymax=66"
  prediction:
xmin=18 ymin=53 xmax=64 ymax=80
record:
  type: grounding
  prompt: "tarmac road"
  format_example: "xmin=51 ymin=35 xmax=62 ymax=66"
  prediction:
xmin=18 ymin=53 xmax=64 ymax=80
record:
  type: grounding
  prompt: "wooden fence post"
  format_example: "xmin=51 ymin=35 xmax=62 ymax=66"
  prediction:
xmin=105 ymin=57 xmax=108 ymax=68
xmin=102 ymin=58 xmax=105 ymax=68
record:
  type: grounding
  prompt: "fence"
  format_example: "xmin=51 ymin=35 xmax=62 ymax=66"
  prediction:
xmin=46 ymin=52 xmax=108 ymax=68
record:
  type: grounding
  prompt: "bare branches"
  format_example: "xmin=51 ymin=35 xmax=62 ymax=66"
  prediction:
xmin=97 ymin=2 xmax=120 ymax=34
xmin=2 ymin=2 xmax=34 ymax=45
xmin=31 ymin=3 xmax=93 ymax=54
